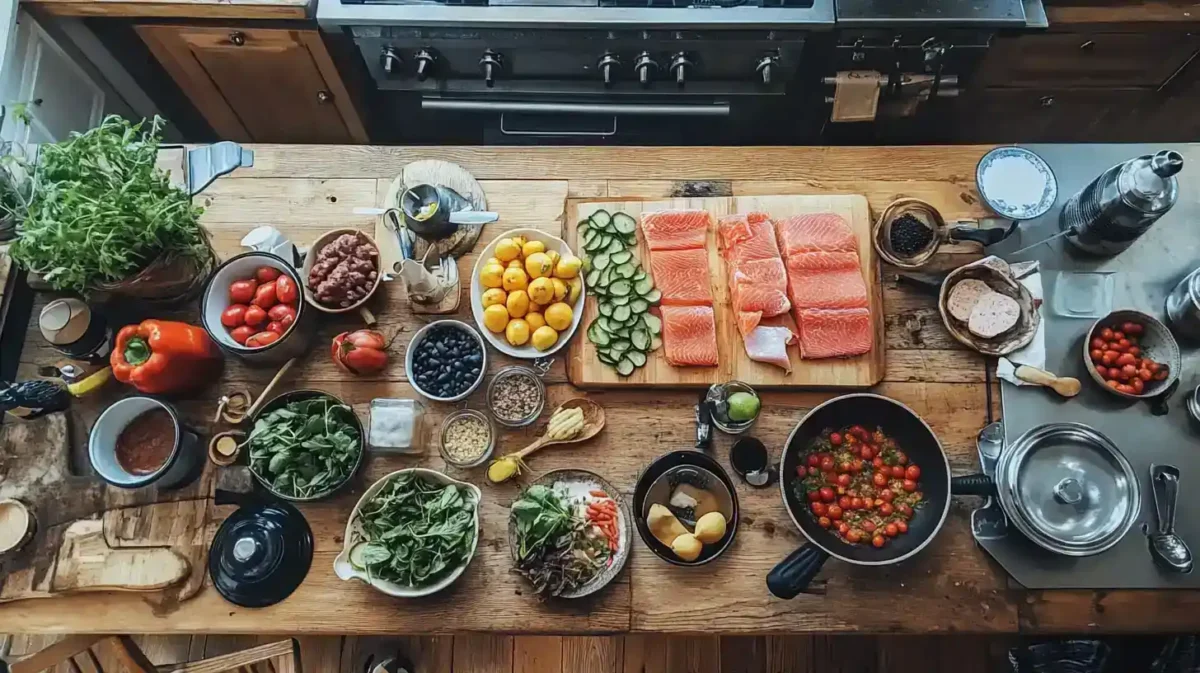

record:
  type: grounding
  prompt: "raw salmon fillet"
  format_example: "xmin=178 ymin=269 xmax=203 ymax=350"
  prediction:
xmin=796 ymin=307 xmax=873 ymax=359
xmin=785 ymin=251 xmax=861 ymax=273
xmin=660 ymin=305 xmax=719 ymax=367
xmin=719 ymin=212 xmax=780 ymax=266
xmin=650 ymin=248 xmax=713 ymax=307
xmin=640 ymin=210 xmax=711 ymax=251
xmin=742 ymin=324 xmax=796 ymax=372
xmin=729 ymin=258 xmax=791 ymax=334
xmin=788 ymin=267 xmax=869 ymax=311
xmin=775 ymin=213 xmax=857 ymax=257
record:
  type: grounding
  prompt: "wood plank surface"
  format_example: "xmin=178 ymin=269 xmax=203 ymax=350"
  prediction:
xmin=566 ymin=195 xmax=884 ymax=388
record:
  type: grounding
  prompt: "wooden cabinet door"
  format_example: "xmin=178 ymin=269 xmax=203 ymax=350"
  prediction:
xmin=136 ymin=25 xmax=367 ymax=143
xmin=976 ymin=32 xmax=1199 ymax=89
xmin=950 ymin=88 xmax=1158 ymax=143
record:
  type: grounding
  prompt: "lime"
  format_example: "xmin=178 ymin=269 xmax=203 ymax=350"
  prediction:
xmin=727 ymin=391 xmax=760 ymax=422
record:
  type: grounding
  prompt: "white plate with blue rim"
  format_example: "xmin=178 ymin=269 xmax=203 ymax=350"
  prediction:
xmin=976 ymin=147 xmax=1058 ymax=221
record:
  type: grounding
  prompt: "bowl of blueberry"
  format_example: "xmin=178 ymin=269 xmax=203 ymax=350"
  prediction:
xmin=405 ymin=320 xmax=487 ymax=402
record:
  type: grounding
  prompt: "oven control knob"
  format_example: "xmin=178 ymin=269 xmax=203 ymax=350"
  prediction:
xmin=414 ymin=49 xmax=437 ymax=82
xmin=756 ymin=54 xmax=779 ymax=86
xmin=380 ymin=47 xmax=403 ymax=76
xmin=669 ymin=52 xmax=693 ymax=88
xmin=479 ymin=50 xmax=503 ymax=88
xmin=634 ymin=52 xmax=659 ymax=88
xmin=598 ymin=53 xmax=620 ymax=88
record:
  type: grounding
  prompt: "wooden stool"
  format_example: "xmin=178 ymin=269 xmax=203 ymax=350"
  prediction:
xmin=0 ymin=635 xmax=300 ymax=673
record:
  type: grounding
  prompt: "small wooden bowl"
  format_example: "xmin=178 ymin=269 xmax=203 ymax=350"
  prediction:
xmin=937 ymin=257 xmax=1039 ymax=356
xmin=1083 ymin=310 xmax=1180 ymax=400
xmin=873 ymin=197 xmax=945 ymax=269
xmin=301 ymin=228 xmax=383 ymax=324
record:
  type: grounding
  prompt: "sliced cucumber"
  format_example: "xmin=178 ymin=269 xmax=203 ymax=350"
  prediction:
xmin=633 ymin=270 xmax=648 ymax=283
xmin=630 ymin=298 xmax=649 ymax=313
xmin=627 ymin=350 xmax=647 ymax=367
xmin=592 ymin=253 xmax=611 ymax=272
xmin=642 ymin=313 xmax=662 ymax=335
xmin=585 ymin=269 xmax=601 ymax=287
xmin=605 ymin=238 xmax=625 ymax=255
xmin=623 ymin=313 xmax=640 ymax=327
xmin=616 ymin=263 xmax=637 ymax=279
xmin=612 ymin=294 xmax=631 ymax=306
xmin=597 ymin=350 xmax=617 ymax=366
xmin=589 ymin=209 xmax=612 ymax=229
xmin=587 ymin=321 xmax=611 ymax=346
xmin=598 ymin=302 xmax=614 ymax=317
xmin=613 ymin=304 xmax=631 ymax=322
xmin=616 ymin=358 xmax=636 ymax=376
xmin=610 ymin=339 xmax=631 ymax=355
xmin=598 ymin=316 xmax=620 ymax=333
xmin=634 ymin=278 xmax=655 ymax=295
xmin=610 ymin=279 xmax=632 ymax=296
xmin=643 ymin=288 xmax=662 ymax=304
xmin=631 ymin=328 xmax=650 ymax=351
xmin=613 ymin=212 xmax=637 ymax=234
xmin=611 ymin=250 xmax=632 ymax=265
xmin=650 ymin=335 xmax=663 ymax=351
xmin=599 ymin=266 xmax=615 ymax=288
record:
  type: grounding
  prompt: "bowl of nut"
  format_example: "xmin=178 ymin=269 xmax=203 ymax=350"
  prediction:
xmin=302 ymin=229 xmax=383 ymax=322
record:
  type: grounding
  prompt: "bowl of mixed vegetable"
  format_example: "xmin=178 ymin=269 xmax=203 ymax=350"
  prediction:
xmin=246 ymin=390 xmax=364 ymax=501
xmin=335 ymin=468 xmax=481 ymax=598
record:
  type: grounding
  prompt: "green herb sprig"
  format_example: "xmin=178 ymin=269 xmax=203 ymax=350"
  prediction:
xmin=511 ymin=484 xmax=609 ymax=597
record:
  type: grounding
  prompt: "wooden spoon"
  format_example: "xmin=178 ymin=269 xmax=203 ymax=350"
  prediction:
xmin=1014 ymin=364 xmax=1081 ymax=398
xmin=509 ymin=398 xmax=606 ymax=462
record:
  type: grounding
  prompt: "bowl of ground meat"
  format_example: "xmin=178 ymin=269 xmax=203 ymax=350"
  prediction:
xmin=301 ymin=229 xmax=383 ymax=319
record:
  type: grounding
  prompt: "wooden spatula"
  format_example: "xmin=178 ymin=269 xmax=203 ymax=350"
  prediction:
xmin=1014 ymin=365 xmax=1081 ymax=398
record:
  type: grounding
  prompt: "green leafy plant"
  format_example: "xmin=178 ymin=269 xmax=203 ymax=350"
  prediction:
xmin=350 ymin=472 xmax=477 ymax=587
xmin=511 ymin=484 xmax=608 ymax=597
xmin=9 ymin=115 xmax=207 ymax=294
xmin=247 ymin=396 xmax=362 ymax=499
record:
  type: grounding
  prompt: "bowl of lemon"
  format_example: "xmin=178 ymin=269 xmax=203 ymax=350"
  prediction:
xmin=470 ymin=229 xmax=586 ymax=359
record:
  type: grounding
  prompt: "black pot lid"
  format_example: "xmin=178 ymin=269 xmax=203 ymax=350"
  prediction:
xmin=208 ymin=499 xmax=313 ymax=608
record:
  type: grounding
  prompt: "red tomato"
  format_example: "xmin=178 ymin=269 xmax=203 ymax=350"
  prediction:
xmin=1121 ymin=321 xmax=1138 ymax=335
xmin=852 ymin=459 xmax=864 ymax=472
xmin=846 ymin=530 xmax=863 ymax=544
xmin=905 ymin=465 xmax=921 ymax=480
xmin=851 ymin=497 xmax=865 ymax=510
xmin=829 ymin=432 xmax=843 ymax=446
xmin=244 ymin=305 xmax=268 ymax=327
xmin=1089 ymin=349 xmax=1103 ymax=363
xmin=820 ymin=456 xmax=835 ymax=472
xmin=891 ymin=466 xmax=906 ymax=479
xmin=1100 ymin=352 xmax=1117 ymax=366
xmin=879 ymin=502 xmax=894 ymax=516
xmin=229 ymin=325 xmax=255 ymax=345
xmin=1138 ymin=368 xmax=1153 ymax=381
xmin=1147 ymin=361 xmax=1161 ymax=373
xmin=252 ymin=281 xmax=278 ymax=308
xmin=229 ymin=279 xmax=257 ymax=304
xmin=879 ymin=489 xmax=895 ymax=502
xmin=859 ymin=446 xmax=874 ymax=460
xmin=873 ymin=472 xmax=888 ymax=487
xmin=811 ymin=502 xmax=827 ymax=516
xmin=1132 ymin=378 xmax=1145 ymax=394
xmin=1113 ymin=352 xmax=1134 ymax=367
xmin=838 ymin=522 xmax=850 ymax=535
xmin=275 ymin=274 xmax=298 ymax=304
xmin=807 ymin=454 xmax=820 ymax=467
xmin=1117 ymin=338 xmax=1131 ymax=351
xmin=808 ymin=466 xmax=819 ymax=476
xmin=903 ymin=479 xmax=917 ymax=492
xmin=896 ymin=521 xmax=909 ymax=534
xmin=838 ymin=496 xmax=852 ymax=510
xmin=807 ymin=490 xmax=821 ymax=502
xmin=862 ymin=520 xmax=877 ymax=533
xmin=221 ymin=304 xmax=248 ymax=327
xmin=1155 ymin=368 xmax=1169 ymax=381
xmin=245 ymin=331 xmax=281 ymax=348
xmin=1095 ymin=366 xmax=1109 ymax=378
xmin=267 ymin=321 xmax=285 ymax=335
xmin=837 ymin=474 xmax=851 ymax=487
xmin=872 ymin=456 xmax=885 ymax=468
xmin=827 ymin=505 xmax=843 ymax=520
xmin=898 ymin=504 xmax=913 ymax=518
xmin=1117 ymin=384 xmax=1135 ymax=394
xmin=256 ymin=266 xmax=281 ymax=283
xmin=1127 ymin=322 xmax=1144 ymax=335
xmin=872 ymin=535 xmax=886 ymax=548
xmin=1090 ymin=337 xmax=1106 ymax=350
xmin=1099 ymin=327 xmax=1115 ymax=340
xmin=1128 ymin=346 xmax=1141 ymax=357
xmin=268 ymin=303 xmax=296 ymax=322
xmin=1106 ymin=379 xmax=1121 ymax=389
xmin=819 ymin=487 xmax=835 ymax=502
xmin=818 ymin=516 xmax=832 ymax=529
xmin=1121 ymin=364 xmax=1138 ymax=380
xmin=885 ymin=523 xmax=899 ymax=537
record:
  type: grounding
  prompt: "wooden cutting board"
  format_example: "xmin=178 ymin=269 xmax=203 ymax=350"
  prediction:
xmin=564 ymin=194 xmax=885 ymax=388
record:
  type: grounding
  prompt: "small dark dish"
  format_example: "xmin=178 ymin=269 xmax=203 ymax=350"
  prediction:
xmin=1083 ymin=309 xmax=1180 ymax=400
xmin=633 ymin=450 xmax=740 ymax=566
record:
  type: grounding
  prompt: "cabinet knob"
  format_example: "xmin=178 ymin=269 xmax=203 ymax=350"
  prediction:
xmin=317 ymin=90 xmax=332 ymax=104
xmin=229 ymin=31 xmax=246 ymax=46
xmin=414 ymin=49 xmax=437 ymax=82
xmin=634 ymin=52 xmax=658 ymax=88
xmin=669 ymin=52 xmax=693 ymax=88
xmin=598 ymin=53 xmax=620 ymax=88
xmin=1079 ymin=40 xmax=1095 ymax=51
xmin=479 ymin=50 xmax=503 ymax=88
xmin=1039 ymin=96 xmax=1054 ymax=107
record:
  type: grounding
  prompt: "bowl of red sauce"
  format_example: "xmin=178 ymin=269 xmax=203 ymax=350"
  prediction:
xmin=88 ymin=396 xmax=203 ymax=489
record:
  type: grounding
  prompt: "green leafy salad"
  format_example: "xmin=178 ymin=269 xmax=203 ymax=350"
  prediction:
xmin=248 ymin=396 xmax=362 ymax=499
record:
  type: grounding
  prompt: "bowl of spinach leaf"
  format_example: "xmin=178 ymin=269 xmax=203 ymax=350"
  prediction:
xmin=335 ymin=468 xmax=481 ymax=597
xmin=247 ymin=390 xmax=364 ymax=501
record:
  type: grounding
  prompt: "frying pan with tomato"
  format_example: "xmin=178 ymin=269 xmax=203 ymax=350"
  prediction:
xmin=767 ymin=394 xmax=951 ymax=599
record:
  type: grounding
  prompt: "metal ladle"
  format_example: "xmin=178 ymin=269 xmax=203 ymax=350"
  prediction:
xmin=1150 ymin=463 xmax=1193 ymax=573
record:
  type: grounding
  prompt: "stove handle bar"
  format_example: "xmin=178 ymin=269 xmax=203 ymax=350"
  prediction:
xmin=420 ymin=98 xmax=731 ymax=117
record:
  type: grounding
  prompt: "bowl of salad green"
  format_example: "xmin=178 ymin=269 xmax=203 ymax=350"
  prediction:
xmin=335 ymin=468 xmax=481 ymax=598
xmin=246 ymin=390 xmax=364 ymax=501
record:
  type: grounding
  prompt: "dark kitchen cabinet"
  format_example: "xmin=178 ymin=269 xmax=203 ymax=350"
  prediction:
xmin=135 ymin=25 xmax=368 ymax=143
xmin=947 ymin=88 xmax=1160 ymax=142
xmin=975 ymin=31 xmax=1199 ymax=89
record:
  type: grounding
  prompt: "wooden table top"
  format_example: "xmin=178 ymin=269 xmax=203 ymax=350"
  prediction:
xmin=4 ymin=144 xmax=1198 ymax=637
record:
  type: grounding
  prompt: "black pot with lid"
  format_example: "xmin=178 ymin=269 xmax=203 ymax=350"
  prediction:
xmin=209 ymin=490 xmax=313 ymax=608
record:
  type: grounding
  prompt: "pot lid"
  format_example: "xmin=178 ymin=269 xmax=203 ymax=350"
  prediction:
xmin=208 ymin=500 xmax=313 ymax=608
xmin=1001 ymin=423 xmax=1140 ymax=555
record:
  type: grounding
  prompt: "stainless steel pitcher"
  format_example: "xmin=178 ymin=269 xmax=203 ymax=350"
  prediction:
xmin=1060 ymin=150 xmax=1183 ymax=256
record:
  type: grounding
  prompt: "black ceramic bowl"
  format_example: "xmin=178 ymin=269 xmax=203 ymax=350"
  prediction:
xmin=633 ymin=450 xmax=740 ymax=566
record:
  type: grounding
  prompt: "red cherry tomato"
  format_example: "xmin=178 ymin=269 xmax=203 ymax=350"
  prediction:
xmin=1127 ymin=322 xmax=1144 ymax=335
xmin=808 ymin=466 xmax=819 ymax=476
xmin=859 ymin=446 xmax=874 ymax=460
xmin=245 ymin=331 xmax=281 ymax=348
xmin=872 ymin=535 xmax=886 ymax=548
xmin=275 ymin=274 xmax=298 ymax=304
xmin=1131 ymin=378 xmax=1145 ymax=394
xmin=846 ymin=530 xmax=863 ymax=544
xmin=873 ymin=472 xmax=888 ymax=487
xmin=885 ymin=523 xmax=899 ymax=537
xmin=837 ymin=474 xmax=851 ymax=487
xmin=838 ymin=496 xmax=852 ymax=510
xmin=820 ymin=457 xmax=835 ymax=472
xmin=1112 ymin=330 xmax=1125 ymax=341
xmin=252 ymin=281 xmax=278 ymax=308
xmin=1115 ymin=352 xmax=1136 ymax=367
xmin=807 ymin=490 xmax=821 ymax=502
xmin=221 ymin=304 xmax=248 ymax=327
xmin=818 ymin=516 xmax=832 ymax=529
xmin=878 ymin=502 xmax=894 ymax=516
xmin=903 ymin=479 xmax=917 ymax=492
xmin=898 ymin=504 xmax=913 ymax=518
xmin=1121 ymin=364 xmax=1138 ymax=380
xmin=1128 ymin=346 xmax=1141 ymax=357
xmin=1099 ymin=327 xmax=1114 ymax=340
xmin=267 ymin=321 xmax=285 ymax=335
xmin=244 ymin=305 xmax=268 ymax=327
xmin=256 ymin=266 xmax=282 ymax=283
xmin=1100 ymin=352 xmax=1117 ymax=366
xmin=872 ymin=456 xmax=885 ymax=468
xmin=891 ymin=465 xmax=906 ymax=479
xmin=1107 ymin=379 xmax=1121 ymax=389
xmin=1089 ymin=349 xmax=1103 ymax=363
xmin=879 ymin=489 xmax=895 ymax=502
xmin=811 ymin=502 xmax=827 ymax=516
xmin=807 ymin=455 xmax=820 ymax=467
xmin=819 ymin=487 xmax=835 ymax=503
xmin=1094 ymin=366 xmax=1109 ymax=379
xmin=268 ymin=303 xmax=296 ymax=322
xmin=229 ymin=325 xmax=255 ymax=345
xmin=905 ymin=465 xmax=921 ymax=480
xmin=850 ymin=497 xmax=865 ymax=510
xmin=827 ymin=505 xmax=843 ymax=520
xmin=829 ymin=432 xmax=843 ymax=446
xmin=1090 ymin=337 xmax=1106 ymax=350
xmin=895 ymin=451 xmax=908 ymax=465
xmin=1138 ymin=368 xmax=1153 ymax=381
xmin=862 ymin=520 xmax=877 ymax=534
xmin=896 ymin=521 xmax=909 ymax=534
xmin=229 ymin=279 xmax=257 ymax=304
xmin=852 ymin=459 xmax=864 ymax=472
xmin=837 ymin=461 xmax=852 ymax=474
xmin=838 ymin=522 xmax=850 ymax=536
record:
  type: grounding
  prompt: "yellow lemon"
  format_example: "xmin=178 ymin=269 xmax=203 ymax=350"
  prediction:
xmin=521 ymin=240 xmax=546 ymax=258
xmin=483 ymin=304 xmax=510 ymax=333
xmin=565 ymin=277 xmax=583 ymax=305
xmin=506 ymin=289 xmax=530 ymax=318
xmin=485 ymin=256 xmax=502 ymax=268
xmin=528 ymin=277 xmax=555 ymax=306
xmin=525 ymin=311 xmax=546 ymax=331
xmin=544 ymin=302 xmax=574 ymax=331
xmin=506 ymin=319 xmax=531 ymax=346
xmin=511 ymin=234 xmax=528 ymax=249
xmin=525 ymin=252 xmax=553 ymax=279
xmin=554 ymin=254 xmax=583 ymax=279
xmin=481 ymin=288 xmax=507 ymax=309
xmin=507 ymin=259 xmax=524 ymax=269
xmin=479 ymin=263 xmax=504 ymax=289
xmin=551 ymin=278 xmax=568 ymax=302
xmin=495 ymin=238 xmax=521 ymax=263
xmin=531 ymin=325 xmax=559 ymax=351
xmin=545 ymin=249 xmax=561 ymax=271
xmin=502 ymin=267 xmax=528 ymax=292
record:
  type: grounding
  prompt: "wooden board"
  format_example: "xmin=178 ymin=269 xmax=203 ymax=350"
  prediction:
xmin=565 ymin=195 xmax=885 ymax=388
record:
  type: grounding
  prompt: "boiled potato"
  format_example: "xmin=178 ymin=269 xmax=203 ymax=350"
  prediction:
xmin=694 ymin=512 xmax=727 ymax=544
xmin=646 ymin=504 xmax=688 ymax=548
xmin=671 ymin=533 xmax=703 ymax=562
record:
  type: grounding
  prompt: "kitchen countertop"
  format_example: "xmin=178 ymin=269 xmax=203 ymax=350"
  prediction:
xmin=3 ymin=144 xmax=1200 ymax=636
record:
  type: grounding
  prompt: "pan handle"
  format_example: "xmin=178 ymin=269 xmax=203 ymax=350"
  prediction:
xmin=766 ymin=544 xmax=830 ymax=599
xmin=951 ymin=474 xmax=997 ymax=497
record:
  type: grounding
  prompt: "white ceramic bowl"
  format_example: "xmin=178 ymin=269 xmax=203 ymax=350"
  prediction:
xmin=200 ymin=251 xmax=315 ymax=365
xmin=469 ymin=228 xmax=586 ymax=359
xmin=334 ymin=468 xmax=481 ymax=598
xmin=404 ymin=319 xmax=487 ymax=402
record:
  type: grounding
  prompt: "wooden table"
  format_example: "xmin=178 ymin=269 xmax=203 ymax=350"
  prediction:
xmin=4 ymin=145 xmax=1198 ymax=637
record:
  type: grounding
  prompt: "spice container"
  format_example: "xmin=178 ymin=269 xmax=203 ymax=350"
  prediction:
xmin=487 ymin=366 xmax=545 ymax=428
xmin=439 ymin=409 xmax=494 ymax=468
xmin=369 ymin=398 xmax=425 ymax=454
xmin=873 ymin=198 xmax=943 ymax=269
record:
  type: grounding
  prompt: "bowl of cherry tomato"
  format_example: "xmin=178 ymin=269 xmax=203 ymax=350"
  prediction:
xmin=1083 ymin=310 xmax=1180 ymax=399
xmin=201 ymin=252 xmax=317 ymax=365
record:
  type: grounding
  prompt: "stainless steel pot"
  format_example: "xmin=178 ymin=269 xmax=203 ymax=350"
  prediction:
xmin=1166 ymin=267 xmax=1200 ymax=341
xmin=953 ymin=422 xmax=1140 ymax=557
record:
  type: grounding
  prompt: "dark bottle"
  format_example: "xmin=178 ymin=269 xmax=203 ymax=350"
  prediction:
xmin=0 ymin=380 xmax=71 ymax=419
xmin=1060 ymin=150 xmax=1183 ymax=256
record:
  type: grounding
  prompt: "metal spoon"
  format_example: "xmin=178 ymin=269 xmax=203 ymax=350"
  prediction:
xmin=1150 ymin=464 xmax=1193 ymax=573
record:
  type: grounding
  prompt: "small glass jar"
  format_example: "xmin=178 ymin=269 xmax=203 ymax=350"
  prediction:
xmin=368 ymin=398 xmax=425 ymax=454
xmin=705 ymin=381 xmax=760 ymax=435
xmin=439 ymin=408 xmax=495 ymax=468
xmin=486 ymin=366 xmax=546 ymax=428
